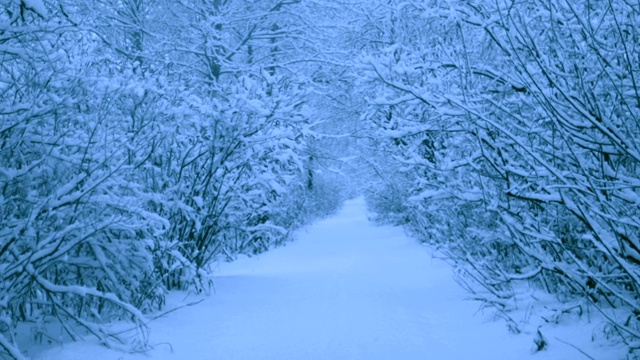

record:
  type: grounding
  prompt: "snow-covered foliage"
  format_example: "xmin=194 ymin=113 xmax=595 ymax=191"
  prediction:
xmin=0 ymin=0 xmax=347 ymax=358
xmin=358 ymin=0 xmax=640 ymax=352
xmin=4 ymin=0 xmax=638 ymax=357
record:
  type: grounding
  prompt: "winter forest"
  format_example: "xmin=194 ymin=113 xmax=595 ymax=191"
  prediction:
xmin=1 ymin=0 xmax=639 ymax=358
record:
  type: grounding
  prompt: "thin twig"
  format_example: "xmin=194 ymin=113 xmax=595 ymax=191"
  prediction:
xmin=553 ymin=336 xmax=596 ymax=360
xmin=108 ymin=299 xmax=205 ymax=337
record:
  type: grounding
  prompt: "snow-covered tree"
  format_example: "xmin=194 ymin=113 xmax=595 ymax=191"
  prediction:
xmin=357 ymin=0 xmax=640 ymax=349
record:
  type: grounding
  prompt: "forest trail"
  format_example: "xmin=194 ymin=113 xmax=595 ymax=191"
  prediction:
xmin=35 ymin=198 xmax=608 ymax=359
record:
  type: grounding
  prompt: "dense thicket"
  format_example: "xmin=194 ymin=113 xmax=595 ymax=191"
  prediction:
xmin=358 ymin=0 xmax=640 ymax=352
xmin=0 ymin=0 xmax=349 ymax=358
xmin=3 ymin=0 xmax=639 ymax=358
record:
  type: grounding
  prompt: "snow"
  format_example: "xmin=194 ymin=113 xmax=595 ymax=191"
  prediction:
xmin=22 ymin=0 xmax=48 ymax=18
xmin=30 ymin=198 xmax=624 ymax=360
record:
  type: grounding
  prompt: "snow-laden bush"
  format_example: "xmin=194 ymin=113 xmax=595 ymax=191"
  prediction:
xmin=0 ymin=0 xmax=343 ymax=358
xmin=358 ymin=0 xmax=640 ymax=351
xmin=0 ymin=3 xmax=167 ymax=357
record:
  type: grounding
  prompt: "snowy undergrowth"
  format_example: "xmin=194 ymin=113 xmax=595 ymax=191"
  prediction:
xmin=366 ymin=206 xmax=631 ymax=359
xmin=453 ymin=268 xmax=631 ymax=358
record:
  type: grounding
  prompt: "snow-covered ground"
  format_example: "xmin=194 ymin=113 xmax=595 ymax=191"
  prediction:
xmin=32 ymin=198 xmax=624 ymax=359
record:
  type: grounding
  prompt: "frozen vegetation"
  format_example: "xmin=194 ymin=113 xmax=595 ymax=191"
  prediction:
xmin=1 ymin=0 xmax=639 ymax=359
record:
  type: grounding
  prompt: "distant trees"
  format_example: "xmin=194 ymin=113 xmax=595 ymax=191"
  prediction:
xmin=0 ymin=0 xmax=346 ymax=358
xmin=358 ymin=0 xmax=640 ymax=350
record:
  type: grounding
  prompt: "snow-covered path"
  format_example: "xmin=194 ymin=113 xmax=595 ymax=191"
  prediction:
xmin=35 ymin=198 xmax=614 ymax=359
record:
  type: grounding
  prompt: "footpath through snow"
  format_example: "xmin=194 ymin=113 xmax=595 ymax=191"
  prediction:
xmin=35 ymin=198 xmax=621 ymax=360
